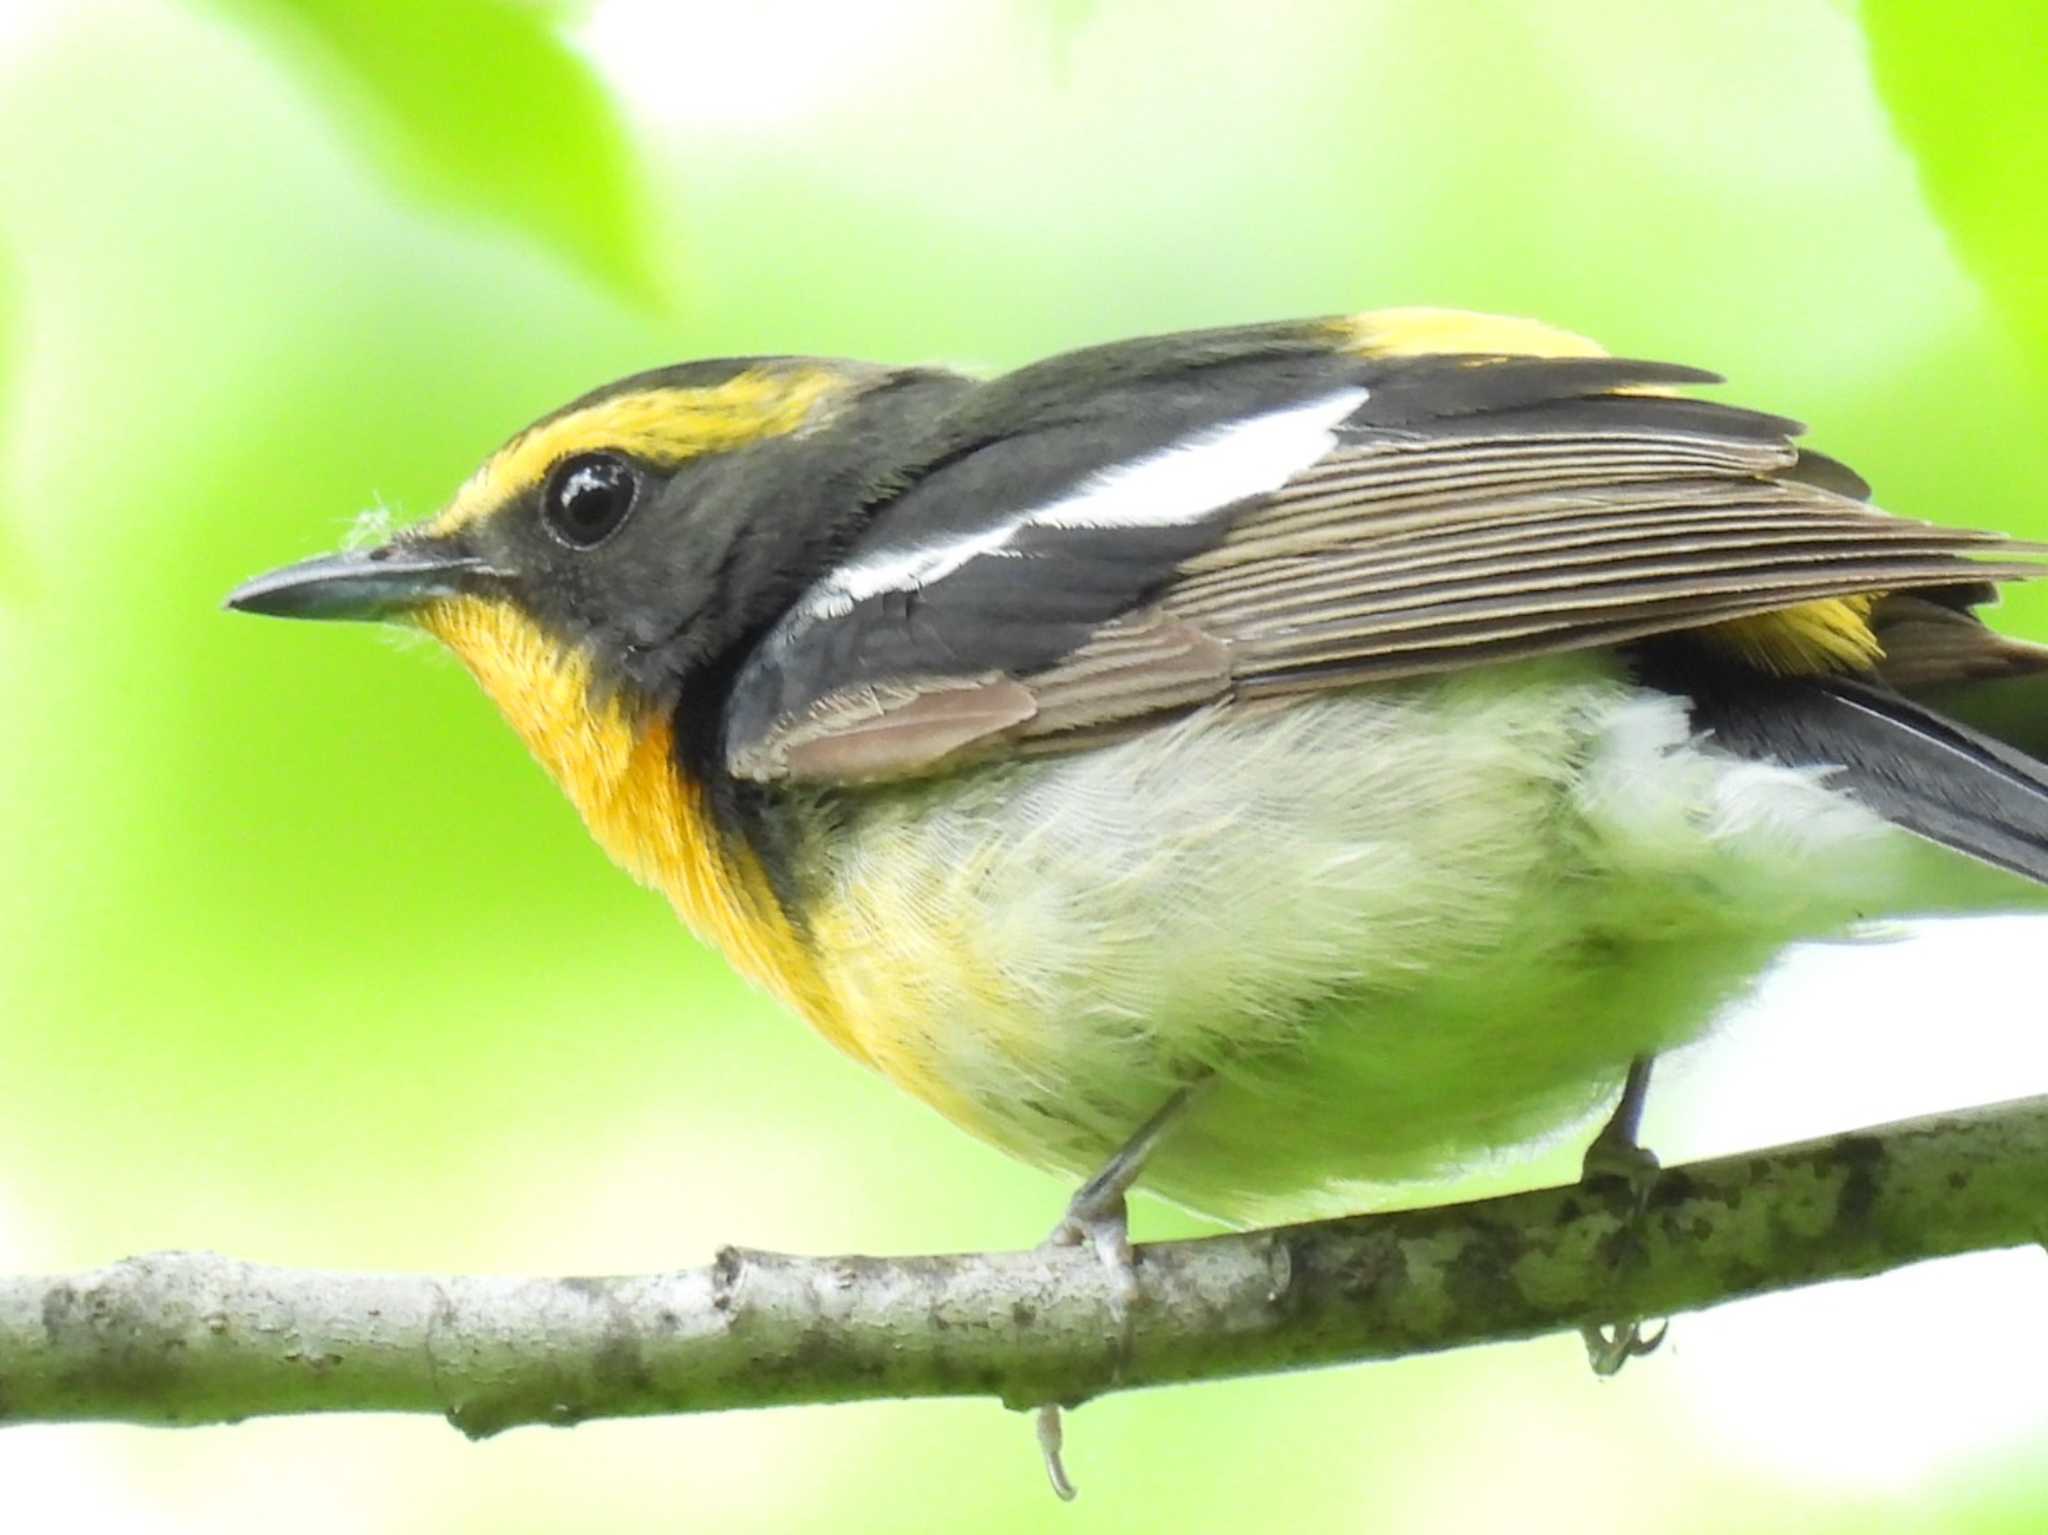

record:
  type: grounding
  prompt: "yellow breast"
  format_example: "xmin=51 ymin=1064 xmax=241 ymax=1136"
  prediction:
xmin=414 ymin=595 xmax=849 ymax=1045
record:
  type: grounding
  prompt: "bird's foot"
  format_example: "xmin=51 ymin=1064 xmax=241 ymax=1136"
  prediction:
xmin=1581 ymin=1128 xmax=1660 ymax=1220
xmin=1030 ymin=1157 xmax=1143 ymax=1500
xmin=1581 ymin=1317 xmax=1669 ymax=1377
xmin=1045 ymin=1175 xmax=1141 ymax=1310
xmin=1027 ymin=1083 xmax=1203 ymax=1499
xmin=1577 ymin=1076 xmax=1666 ymax=1377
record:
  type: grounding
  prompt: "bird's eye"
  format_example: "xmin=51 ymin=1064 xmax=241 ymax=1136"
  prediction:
xmin=541 ymin=453 xmax=639 ymax=549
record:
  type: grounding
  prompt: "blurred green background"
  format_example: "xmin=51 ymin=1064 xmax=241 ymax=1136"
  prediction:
xmin=5 ymin=1 xmax=2048 ymax=1529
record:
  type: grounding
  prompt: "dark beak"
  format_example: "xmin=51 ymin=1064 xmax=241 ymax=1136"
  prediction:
xmin=224 ymin=543 xmax=486 ymax=622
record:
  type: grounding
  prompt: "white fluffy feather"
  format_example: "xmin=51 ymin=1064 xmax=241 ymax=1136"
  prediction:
xmin=808 ymin=656 xmax=2036 ymax=1221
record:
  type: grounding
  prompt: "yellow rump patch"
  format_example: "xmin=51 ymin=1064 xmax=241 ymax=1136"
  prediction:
xmin=428 ymin=366 xmax=843 ymax=537
xmin=1334 ymin=306 xmax=1610 ymax=361
xmin=1704 ymin=597 xmax=1884 ymax=674
xmin=414 ymin=594 xmax=844 ymax=1040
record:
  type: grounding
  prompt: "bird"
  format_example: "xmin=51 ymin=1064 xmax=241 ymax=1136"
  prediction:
xmin=228 ymin=307 xmax=2048 ymax=1291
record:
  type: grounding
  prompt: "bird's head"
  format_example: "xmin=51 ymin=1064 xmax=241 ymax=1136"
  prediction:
xmin=237 ymin=358 xmax=876 ymax=687
xmin=227 ymin=357 xmax=962 ymax=789
xmin=226 ymin=356 xmax=967 ymax=1014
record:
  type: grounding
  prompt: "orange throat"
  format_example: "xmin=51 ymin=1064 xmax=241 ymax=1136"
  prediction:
xmin=414 ymin=596 xmax=830 ymax=1024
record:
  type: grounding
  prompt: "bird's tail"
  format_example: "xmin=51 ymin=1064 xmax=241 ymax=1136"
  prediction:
xmin=1652 ymin=589 xmax=2048 ymax=888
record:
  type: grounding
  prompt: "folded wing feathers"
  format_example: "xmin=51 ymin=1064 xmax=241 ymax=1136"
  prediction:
xmin=1015 ymin=396 xmax=2048 ymax=740
xmin=734 ymin=353 xmax=2047 ymax=779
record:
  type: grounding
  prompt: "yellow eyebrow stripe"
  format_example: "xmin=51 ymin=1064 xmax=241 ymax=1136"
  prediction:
xmin=429 ymin=365 xmax=843 ymax=536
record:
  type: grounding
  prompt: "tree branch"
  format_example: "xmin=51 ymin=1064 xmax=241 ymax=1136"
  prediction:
xmin=4 ymin=1095 xmax=2044 ymax=1437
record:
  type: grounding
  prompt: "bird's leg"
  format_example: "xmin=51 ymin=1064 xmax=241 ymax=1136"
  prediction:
xmin=1578 ymin=1054 xmax=1668 ymax=1376
xmin=1582 ymin=1052 xmax=1660 ymax=1201
xmin=1045 ymin=1081 xmax=1203 ymax=1299
xmin=1033 ymin=1079 xmax=1205 ymax=1500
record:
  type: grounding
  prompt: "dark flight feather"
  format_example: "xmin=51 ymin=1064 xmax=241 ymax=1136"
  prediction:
xmin=723 ymin=333 xmax=2048 ymax=783
xmin=1649 ymin=658 xmax=2048 ymax=888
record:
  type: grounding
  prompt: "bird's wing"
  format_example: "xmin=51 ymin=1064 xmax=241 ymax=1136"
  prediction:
xmin=724 ymin=313 xmax=2048 ymax=783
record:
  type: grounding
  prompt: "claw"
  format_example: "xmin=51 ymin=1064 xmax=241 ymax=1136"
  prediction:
xmin=1036 ymin=1404 xmax=1078 ymax=1501
xmin=1582 ymin=1317 xmax=1669 ymax=1377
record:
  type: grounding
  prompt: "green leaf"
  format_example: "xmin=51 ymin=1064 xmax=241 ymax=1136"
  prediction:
xmin=205 ymin=0 xmax=659 ymax=306
xmin=1862 ymin=1 xmax=2048 ymax=361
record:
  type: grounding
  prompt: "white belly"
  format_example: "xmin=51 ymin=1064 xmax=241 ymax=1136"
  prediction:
xmin=806 ymin=655 xmax=2026 ymax=1222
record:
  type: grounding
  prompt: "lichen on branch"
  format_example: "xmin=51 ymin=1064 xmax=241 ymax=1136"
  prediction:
xmin=2 ymin=1095 xmax=2043 ymax=1436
